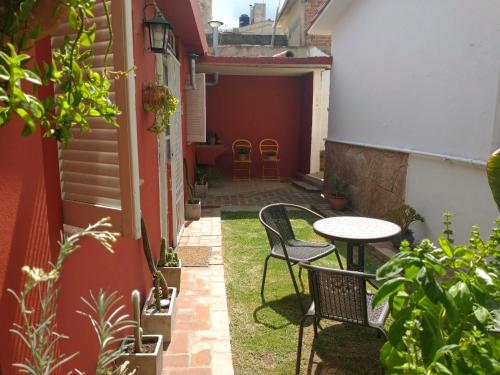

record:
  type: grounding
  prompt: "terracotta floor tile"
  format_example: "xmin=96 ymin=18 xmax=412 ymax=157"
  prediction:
xmin=163 ymin=354 xmax=190 ymax=368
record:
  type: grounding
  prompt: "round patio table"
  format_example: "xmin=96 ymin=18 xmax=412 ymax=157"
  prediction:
xmin=313 ymin=216 xmax=401 ymax=272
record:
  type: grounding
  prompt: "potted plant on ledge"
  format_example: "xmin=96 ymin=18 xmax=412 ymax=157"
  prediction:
xmin=157 ymin=241 xmax=182 ymax=295
xmin=236 ymin=147 xmax=251 ymax=161
xmin=384 ymin=204 xmax=424 ymax=248
xmin=194 ymin=166 xmax=208 ymax=198
xmin=184 ymin=159 xmax=202 ymax=220
xmin=117 ymin=290 xmax=163 ymax=375
xmin=140 ymin=219 xmax=177 ymax=344
xmin=327 ymin=173 xmax=349 ymax=210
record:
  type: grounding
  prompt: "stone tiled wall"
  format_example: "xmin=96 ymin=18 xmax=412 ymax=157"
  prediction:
xmin=325 ymin=141 xmax=408 ymax=218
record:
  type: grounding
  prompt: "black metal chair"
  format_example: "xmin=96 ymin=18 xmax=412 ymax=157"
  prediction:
xmin=295 ymin=263 xmax=389 ymax=375
xmin=259 ymin=203 xmax=343 ymax=312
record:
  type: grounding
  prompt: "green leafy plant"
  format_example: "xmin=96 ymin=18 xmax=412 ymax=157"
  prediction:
xmin=143 ymin=78 xmax=179 ymax=133
xmin=385 ymin=204 xmax=425 ymax=234
xmin=328 ymin=173 xmax=349 ymax=197
xmin=183 ymin=158 xmax=199 ymax=203
xmin=195 ymin=165 xmax=208 ymax=185
xmin=487 ymin=149 xmax=500 ymax=212
xmin=374 ymin=212 xmax=500 ymax=374
xmin=0 ymin=0 xmax=121 ymax=143
xmin=8 ymin=218 xmax=134 ymax=374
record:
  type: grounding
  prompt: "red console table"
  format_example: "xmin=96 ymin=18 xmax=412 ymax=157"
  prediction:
xmin=196 ymin=144 xmax=227 ymax=165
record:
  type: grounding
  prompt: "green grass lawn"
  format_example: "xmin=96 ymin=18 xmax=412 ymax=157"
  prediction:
xmin=222 ymin=211 xmax=387 ymax=375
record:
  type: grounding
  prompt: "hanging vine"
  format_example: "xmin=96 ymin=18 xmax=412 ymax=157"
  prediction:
xmin=0 ymin=0 xmax=121 ymax=144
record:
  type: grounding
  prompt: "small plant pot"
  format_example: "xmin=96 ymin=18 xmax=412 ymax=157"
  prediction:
xmin=194 ymin=182 xmax=208 ymax=198
xmin=157 ymin=260 xmax=182 ymax=295
xmin=328 ymin=195 xmax=349 ymax=210
xmin=185 ymin=199 xmax=201 ymax=220
xmin=116 ymin=334 xmax=163 ymax=375
xmin=237 ymin=154 xmax=249 ymax=161
xmin=142 ymin=287 xmax=177 ymax=344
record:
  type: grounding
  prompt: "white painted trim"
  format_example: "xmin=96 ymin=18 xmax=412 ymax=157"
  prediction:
xmin=326 ymin=138 xmax=487 ymax=167
xmin=310 ymin=70 xmax=322 ymax=173
xmin=124 ymin=0 xmax=141 ymax=239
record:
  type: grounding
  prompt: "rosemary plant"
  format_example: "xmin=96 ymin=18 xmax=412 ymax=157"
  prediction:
xmin=8 ymin=218 xmax=120 ymax=374
xmin=77 ymin=289 xmax=136 ymax=375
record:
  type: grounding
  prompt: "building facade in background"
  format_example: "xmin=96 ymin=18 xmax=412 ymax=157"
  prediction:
xmin=309 ymin=0 xmax=500 ymax=242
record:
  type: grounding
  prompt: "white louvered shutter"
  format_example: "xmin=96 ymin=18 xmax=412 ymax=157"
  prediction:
xmin=186 ymin=74 xmax=206 ymax=143
xmin=51 ymin=0 xmax=140 ymax=237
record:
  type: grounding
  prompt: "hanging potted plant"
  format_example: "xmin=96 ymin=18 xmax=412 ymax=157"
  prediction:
xmin=142 ymin=79 xmax=179 ymax=133
xmin=327 ymin=173 xmax=349 ymax=210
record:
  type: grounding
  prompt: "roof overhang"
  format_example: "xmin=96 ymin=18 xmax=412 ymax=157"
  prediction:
xmin=276 ymin=0 xmax=294 ymax=26
xmin=308 ymin=0 xmax=353 ymax=35
xmin=197 ymin=56 xmax=332 ymax=77
xmin=157 ymin=0 xmax=209 ymax=55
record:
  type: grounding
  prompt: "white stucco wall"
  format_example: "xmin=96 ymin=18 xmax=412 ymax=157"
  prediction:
xmin=324 ymin=0 xmax=500 ymax=241
xmin=406 ymin=156 xmax=497 ymax=244
xmin=328 ymin=0 xmax=500 ymax=161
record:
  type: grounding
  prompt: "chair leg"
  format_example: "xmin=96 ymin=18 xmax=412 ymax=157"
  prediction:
xmin=298 ymin=266 xmax=305 ymax=291
xmin=286 ymin=260 xmax=305 ymax=313
xmin=313 ymin=317 xmax=319 ymax=338
xmin=260 ymin=255 xmax=271 ymax=296
xmin=296 ymin=315 xmax=309 ymax=375
xmin=334 ymin=248 xmax=344 ymax=270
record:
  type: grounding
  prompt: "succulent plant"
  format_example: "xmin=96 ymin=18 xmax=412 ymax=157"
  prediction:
xmin=141 ymin=218 xmax=170 ymax=311
xmin=158 ymin=244 xmax=179 ymax=268
xmin=131 ymin=290 xmax=143 ymax=353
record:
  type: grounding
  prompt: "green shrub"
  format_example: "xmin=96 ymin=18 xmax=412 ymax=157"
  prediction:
xmin=374 ymin=212 xmax=500 ymax=374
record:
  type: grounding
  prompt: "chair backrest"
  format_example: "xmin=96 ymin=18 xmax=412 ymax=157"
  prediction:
xmin=259 ymin=204 xmax=296 ymax=251
xmin=232 ymin=139 xmax=252 ymax=161
xmin=259 ymin=138 xmax=279 ymax=157
xmin=302 ymin=264 xmax=372 ymax=326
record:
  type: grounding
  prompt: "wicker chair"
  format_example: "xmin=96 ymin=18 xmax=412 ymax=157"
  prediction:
xmin=259 ymin=203 xmax=343 ymax=312
xmin=295 ymin=264 xmax=389 ymax=375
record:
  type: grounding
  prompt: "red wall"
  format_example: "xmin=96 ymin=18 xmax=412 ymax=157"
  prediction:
xmin=205 ymin=75 xmax=310 ymax=178
xmin=0 ymin=38 xmax=62 ymax=372
xmin=0 ymin=3 xmax=161 ymax=373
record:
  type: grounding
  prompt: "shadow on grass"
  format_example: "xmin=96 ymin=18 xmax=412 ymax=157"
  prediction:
xmin=303 ymin=323 xmax=385 ymax=375
xmin=253 ymin=293 xmax=312 ymax=329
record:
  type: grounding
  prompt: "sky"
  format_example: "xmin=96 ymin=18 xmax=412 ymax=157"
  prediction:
xmin=212 ymin=0 xmax=283 ymax=29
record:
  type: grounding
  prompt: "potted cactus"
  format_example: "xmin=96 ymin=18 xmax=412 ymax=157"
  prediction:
xmin=116 ymin=290 xmax=163 ymax=375
xmin=157 ymin=242 xmax=182 ymax=295
xmin=141 ymin=219 xmax=177 ymax=344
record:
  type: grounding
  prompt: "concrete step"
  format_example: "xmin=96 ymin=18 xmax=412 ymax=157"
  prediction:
xmin=291 ymin=179 xmax=321 ymax=192
xmin=304 ymin=173 xmax=324 ymax=189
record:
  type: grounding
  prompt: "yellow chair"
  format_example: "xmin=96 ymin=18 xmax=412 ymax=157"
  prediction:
xmin=259 ymin=138 xmax=280 ymax=180
xmin=232 ymin=139 xmax=253 ymax=180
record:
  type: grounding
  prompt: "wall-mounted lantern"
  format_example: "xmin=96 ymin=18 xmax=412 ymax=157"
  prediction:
xmin=143 ymin=2 xmax=171 ymax=54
